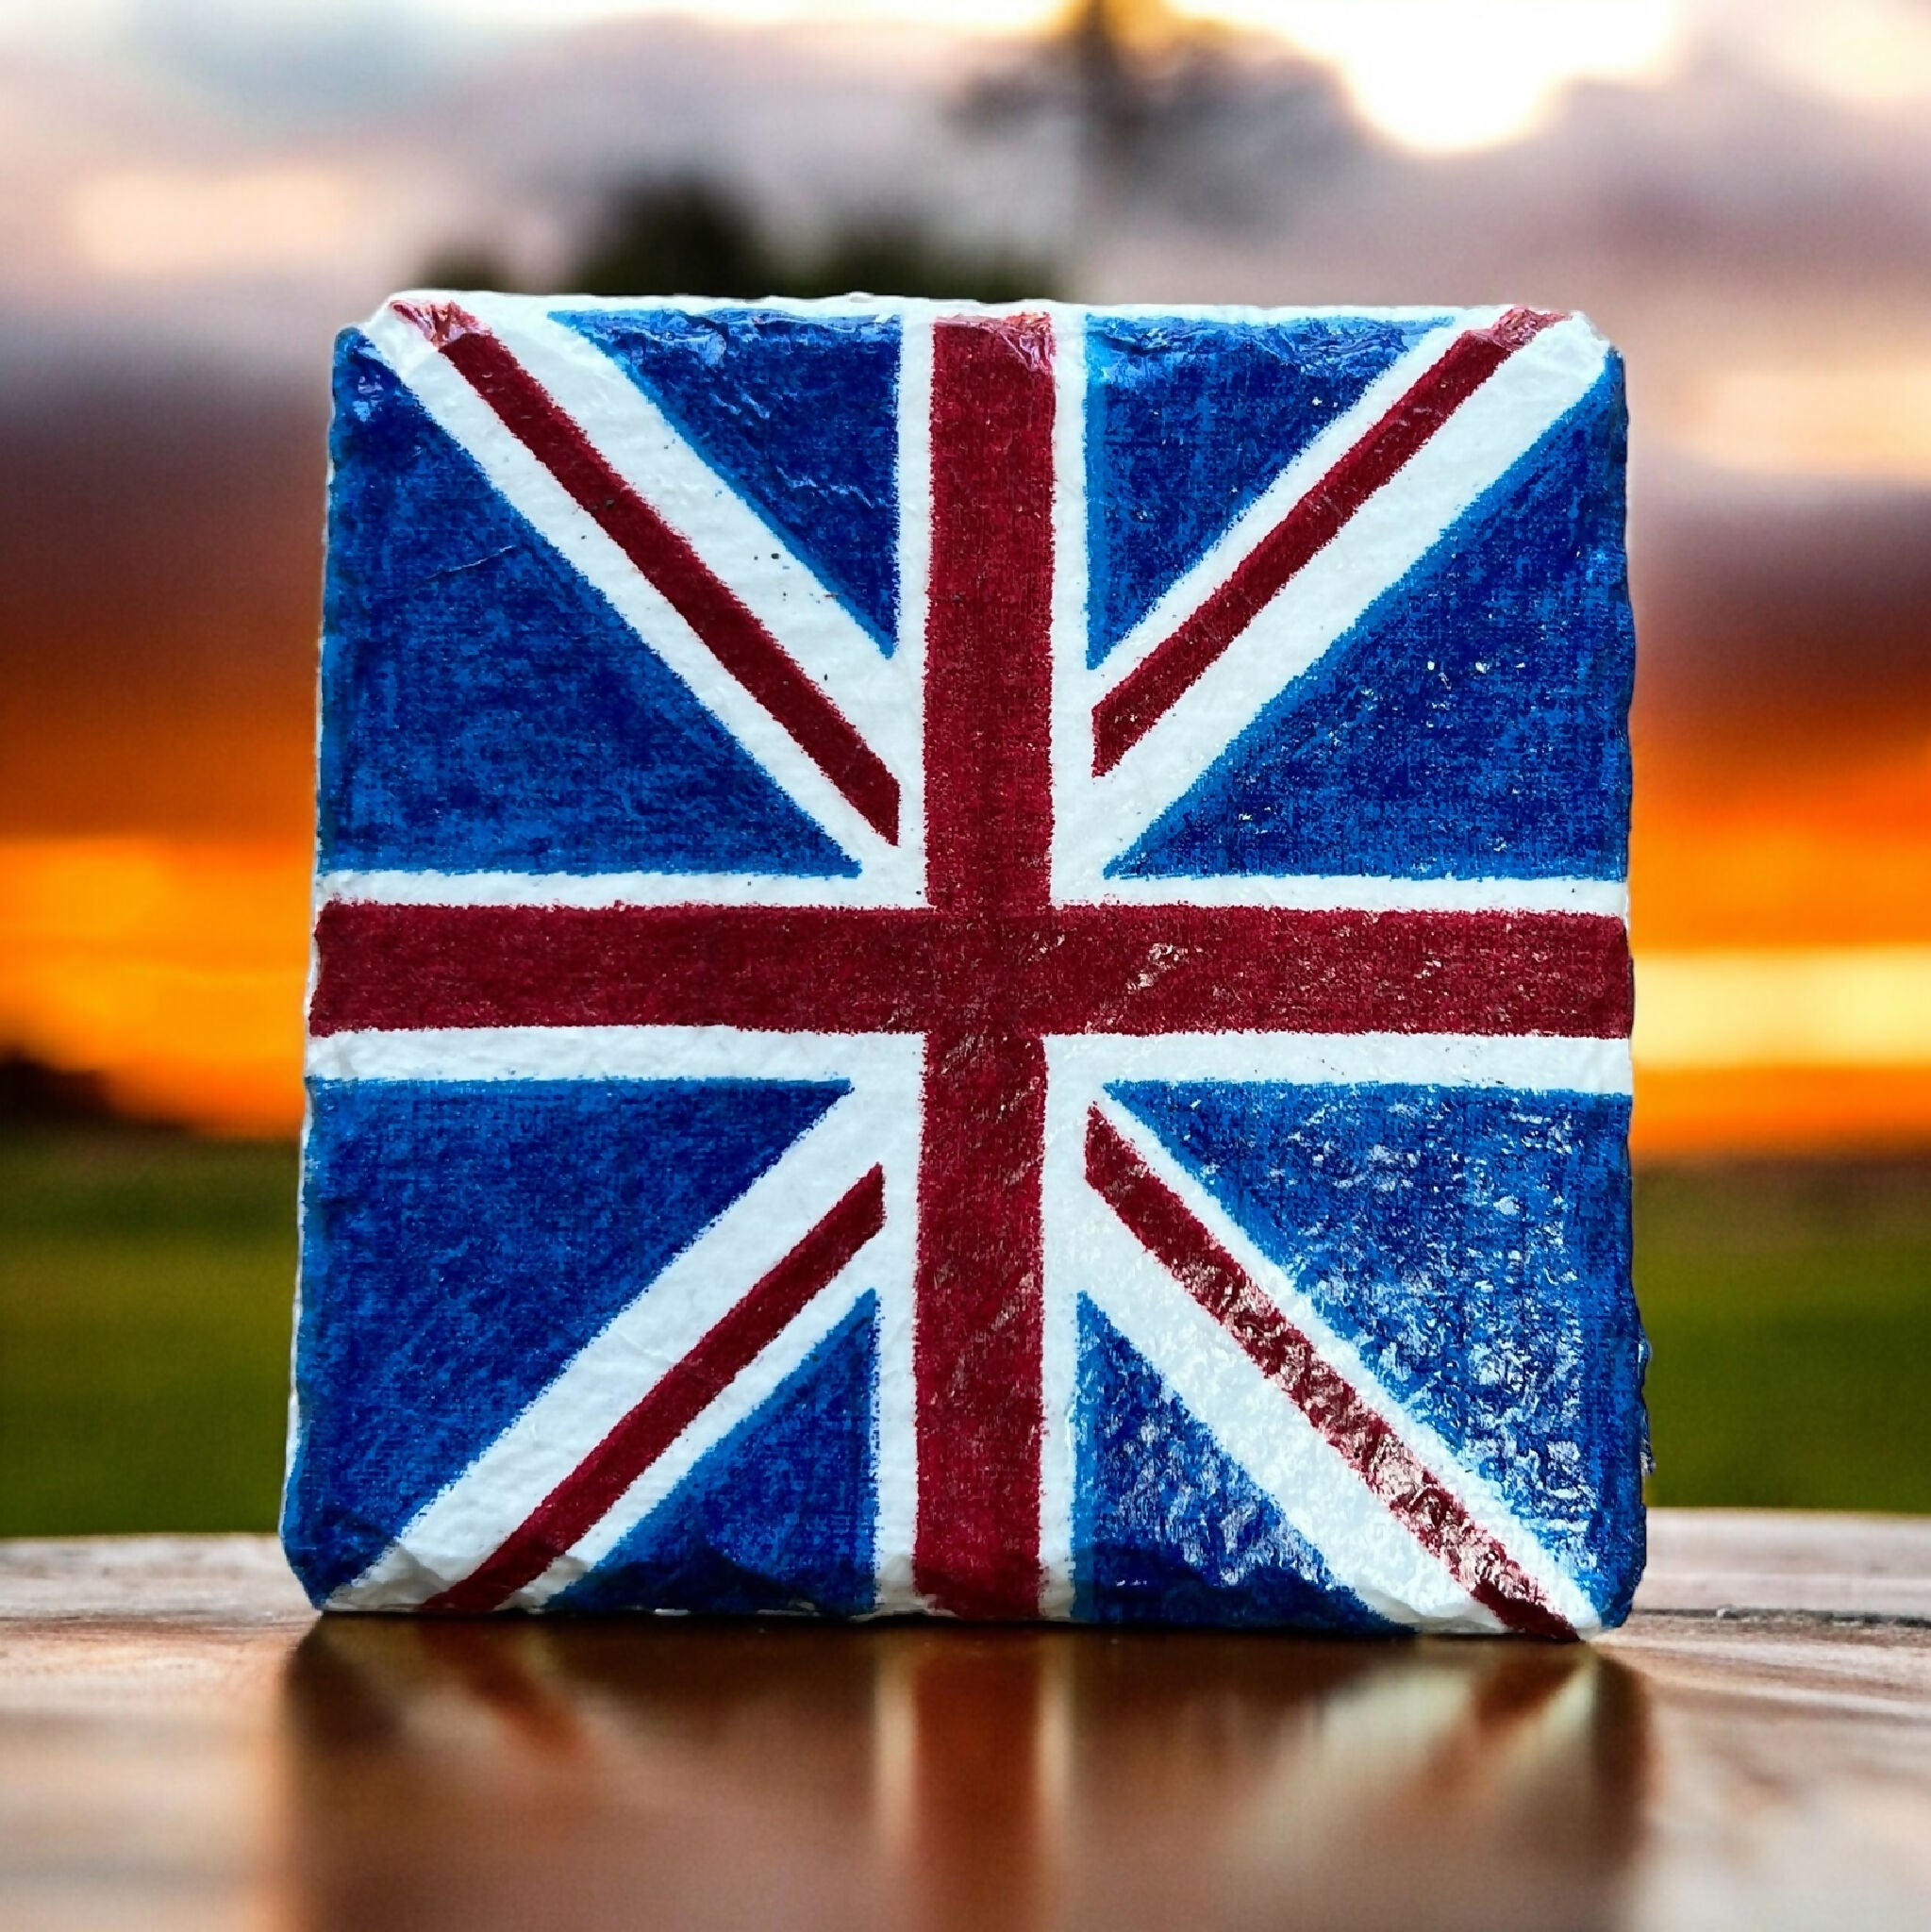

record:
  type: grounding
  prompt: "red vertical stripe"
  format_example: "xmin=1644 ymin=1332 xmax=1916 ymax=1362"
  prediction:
xmin=1084 ymin=1110 xmax=1573 ymax=1641
xmin=915 ymin=314 xmax=1058 ymax=1619
xmin=925 ymin=314 xmax=1057 ymax=915
xmin=1092 ymin=308 xmax=1563 ymax=774
xmin=914 ymin=1030 xmax=1048 ymax=1620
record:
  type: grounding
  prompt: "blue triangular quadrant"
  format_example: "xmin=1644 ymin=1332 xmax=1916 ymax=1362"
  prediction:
xmin=556 ymin=1292 xmax=879 ymax=1616
xmin=318 ymin=330 xmax=855 ymax=877
xmin=1084 ymin=312 xmax=1445 ymax=667
xmin=1073 ymin=1297 xmax=1394 ymax=1631
xmin=1106 ymin=1080 xmax=1646 ymax=1625
xmin=283 ymin=1077 xmax=848 ymax=1603
xmin=1110 ymin=362 xmax=1634 ymax=883
xmin=558 ymin=307 xmax=901 ymax=653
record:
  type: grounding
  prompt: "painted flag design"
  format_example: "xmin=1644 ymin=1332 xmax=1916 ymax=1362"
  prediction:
xmin=287 ymin=295 xmax=1643 ymax=1634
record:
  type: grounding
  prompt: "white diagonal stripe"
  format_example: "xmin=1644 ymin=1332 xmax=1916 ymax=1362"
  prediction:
xmin=521 ymin=1030 xmax=920 ymax=1612
xmin=1091 ymin=313 xmax=1476 ymax=693
xmin=516 ymin=1269 xmax=871 ymax=1609
xmin=469 ymin=294 xmax=923 ymax=833
xmin=1047 ymin=1029 xmax=1631 ymax=1096
xmin=1081 ymin=1082 xmax=1601 ymax=1634
xmin=325 ymin=1046 xmax=914 ymax=1610
xmin=1039 ymin=1028 xmax=1623 ymax=1622
xmin=1068 ymin=314 xmax=1613 ymax=882
xmin=360 ymin=300 xmax=909 ymax=892
xmin=1057 ymin=1128 xmax=1497 ymax=1632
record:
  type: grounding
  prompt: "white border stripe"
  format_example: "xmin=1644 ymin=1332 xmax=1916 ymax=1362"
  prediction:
xmin=314 ymin=867 xmax=1627 ymax=919
xmin=308 ymin=1025 xmax=917 ymax=1087
xmin=1048 ymin=306 xmax=1091 ymax=918
xmin=894 ymin=308 xmax=935 ymax=913
xmin=1037 ymin=1042 xmax=1084 ymax=1619
xmin=309 ymin=1027 xmax=1631 ymax=1096
xmin=1082 ymin=873 xmax=1628 ymax=919
xmin=1050 ymin=1030 xmax=1631 ymax=1095
xmin=316 ymin=869 xmax=924 ymax=910
xmin=405 ymin=296 xmax=1490 ymax=324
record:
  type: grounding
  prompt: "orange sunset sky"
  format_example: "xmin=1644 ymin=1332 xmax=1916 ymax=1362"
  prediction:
xmin=4 ymin=0 xmax=1931 ymax=1156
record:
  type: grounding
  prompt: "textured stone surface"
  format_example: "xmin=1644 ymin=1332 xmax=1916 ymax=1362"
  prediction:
xmin=293 ymin=296 xmax=1639 ymax=1628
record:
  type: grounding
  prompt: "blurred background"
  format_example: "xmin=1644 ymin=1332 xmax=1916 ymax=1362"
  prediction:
xmin=2 ymin=0 xmax=1928 ymax=1535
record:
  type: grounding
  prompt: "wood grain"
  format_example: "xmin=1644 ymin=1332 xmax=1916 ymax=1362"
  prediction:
xmin=2 ymin=1513 xmax=1928 ymax=1931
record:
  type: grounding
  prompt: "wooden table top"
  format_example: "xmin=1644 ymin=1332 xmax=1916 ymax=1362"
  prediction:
xmin=5 ymin=1511 xmax=1929 ymax=1931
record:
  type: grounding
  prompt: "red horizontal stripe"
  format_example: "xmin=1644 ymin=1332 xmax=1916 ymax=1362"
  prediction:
xmin=1092 ymin=308 xmax=1564 ymax=776
xmin=424 ymin=1165 xmax=887 ymax=1614
xmin=309 ymin=899 xmax=1631 ymax=1041
xmin=394 ymin=300 xmax=899 ymax=845
xmin=1083 ymin=1109 xmax=1573 ymax=1641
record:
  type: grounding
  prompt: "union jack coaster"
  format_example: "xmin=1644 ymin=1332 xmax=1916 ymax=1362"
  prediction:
xmin=287 ymin=295 xmax=1644 ymax=1634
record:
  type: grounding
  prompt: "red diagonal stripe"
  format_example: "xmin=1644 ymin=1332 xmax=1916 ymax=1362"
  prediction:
xmin=423 ymin=1164 xmax=887 ymax=1614
xmin=1083 ymin=1109 xmax=1574 ymax=1641
xmin=393 ymin=300 xmax=900 ymax=845
xmin=1091 ymin=307 xmax=1564 ymax=775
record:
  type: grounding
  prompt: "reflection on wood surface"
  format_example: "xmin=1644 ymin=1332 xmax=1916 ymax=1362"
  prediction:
xmin=281 ymin=1621 xmax=1645 ymax=1932
xmin=8 ymin=1529 xmax=1931 ymax=1929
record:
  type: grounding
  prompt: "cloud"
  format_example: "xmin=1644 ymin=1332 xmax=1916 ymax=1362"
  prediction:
xmin=1192 ymin=0 xmax=1683 ymax=153
xmin=1673 ymin=360 xmax=1931 ymax=487
xmin=3 ymin=2 xmax=1931 ymax=837
xmin=67 ymin=167 xmax=359 ymax=277
xmin=1632 ymin=466 xmax=1931 ymax=727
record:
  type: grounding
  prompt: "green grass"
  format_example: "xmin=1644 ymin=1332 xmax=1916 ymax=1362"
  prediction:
xmin=1636 ymin=1160 xmax=1931 ymax=1512
xmin=0 ymin=1132 xmax=297 ymax=1534
xmin=1 ymin=1131 xmax=1927 ymax=1533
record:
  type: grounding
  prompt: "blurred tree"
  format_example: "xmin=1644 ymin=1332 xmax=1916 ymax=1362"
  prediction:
xmin=1065 ymin=0 xmax=1166 ymax=174
xmin=0 ymin=1050 xmax=139 ymax=1130
xmin=959 ymin=0 xmax=1358 ymax=241
xmin=570 ymin=179 xmax=775 ymax=300
xmin=416 ymin=243 xmax=524 ymax=294
xmin=425 ymin=178 xmax=1059 ymax=302
xmin=783 ymin=218 xmax=1054 ymax=304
